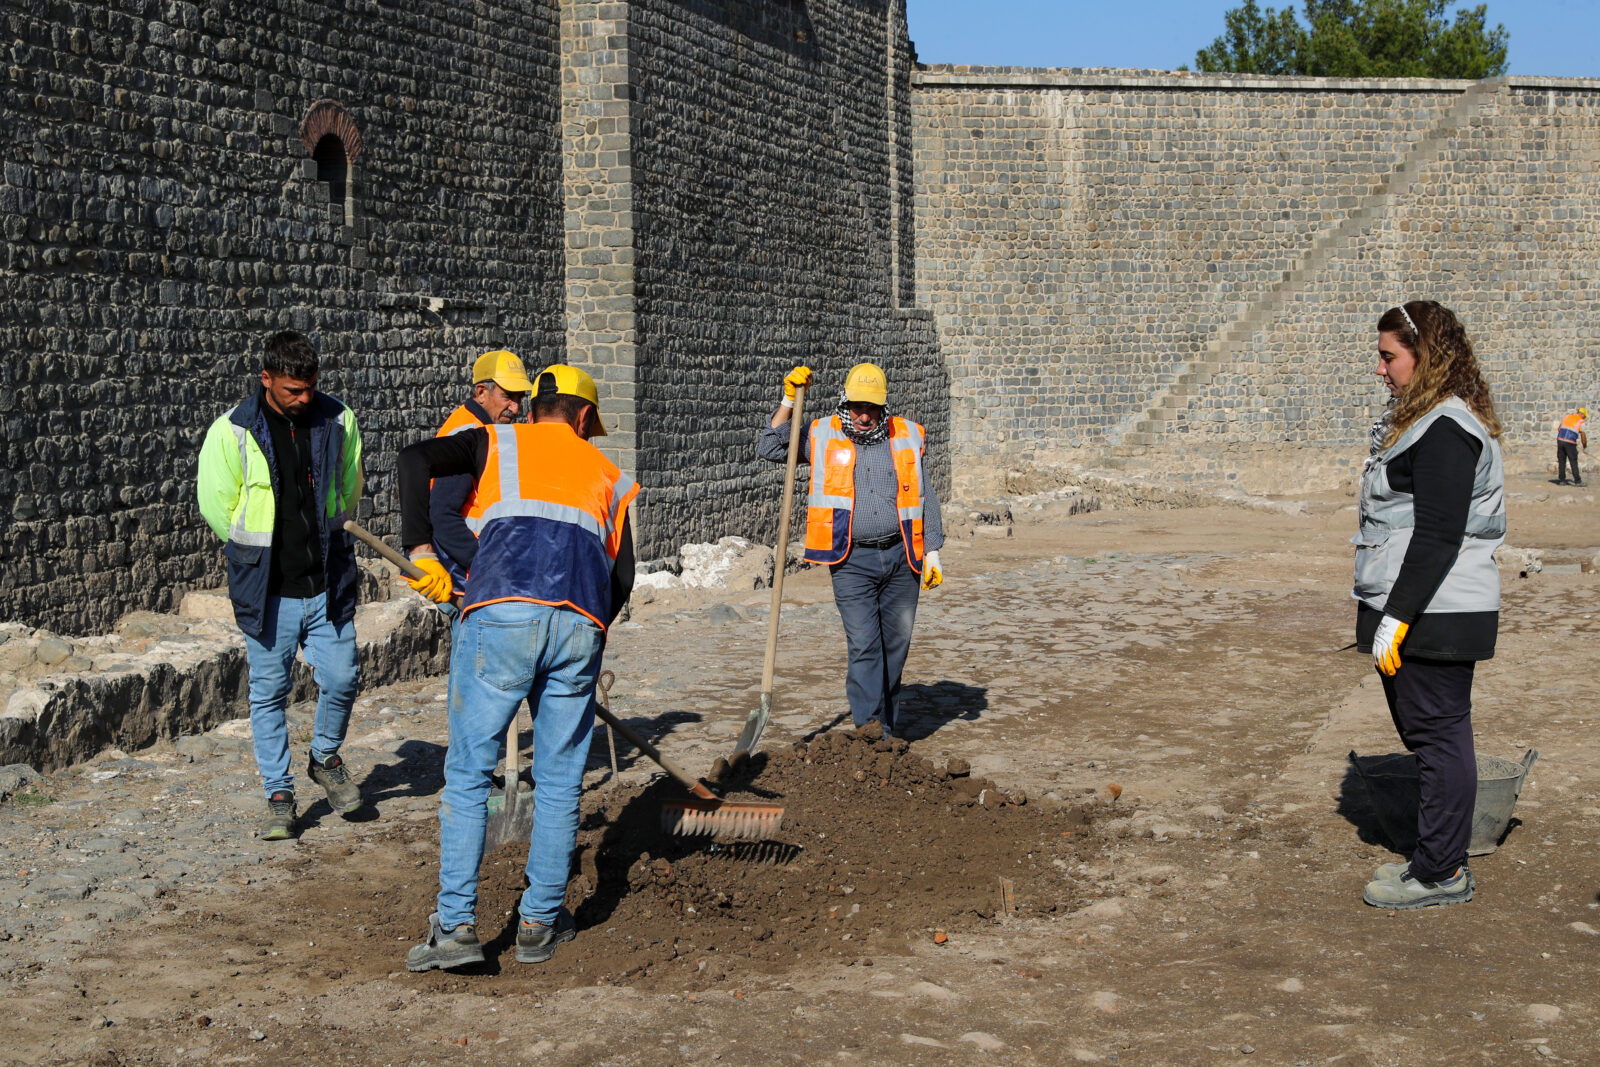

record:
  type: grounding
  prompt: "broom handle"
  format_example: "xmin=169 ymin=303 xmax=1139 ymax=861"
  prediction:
xmin=762 ymin=383 xmax=806 ymax=695
xmin=594 ymin=673 xmax=718 ymax=802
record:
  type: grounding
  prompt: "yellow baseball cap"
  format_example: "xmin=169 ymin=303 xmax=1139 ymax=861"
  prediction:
xmin=535 ymin=364 xmax=607 ymax=436
xmin=471 ymin=350 xmax=534 ymax=393
xmin=843 ymin=362 xmax=888 ymax=406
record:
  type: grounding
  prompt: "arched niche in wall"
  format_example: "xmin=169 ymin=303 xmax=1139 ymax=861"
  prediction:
xmin=299 ymin=98 xmax=363 ymax=227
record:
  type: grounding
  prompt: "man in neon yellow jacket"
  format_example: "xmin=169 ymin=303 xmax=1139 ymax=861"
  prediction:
xmin=197 ymin=330 xmax=365 ymax=840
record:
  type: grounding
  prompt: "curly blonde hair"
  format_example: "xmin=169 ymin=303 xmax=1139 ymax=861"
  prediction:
xmin=1378 ymin=300 xmax=1502 ymax=447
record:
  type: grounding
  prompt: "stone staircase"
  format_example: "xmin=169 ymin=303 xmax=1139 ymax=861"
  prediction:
xmin=1106 ymin=78 xmax=1504 ymax=463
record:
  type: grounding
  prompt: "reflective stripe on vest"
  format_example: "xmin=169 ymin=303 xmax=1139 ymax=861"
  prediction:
xmin=224 ymin=417 xmax=273 ymax=547
xmin=461 ymin=422 xmax=638 ymax=629
xmin=1558 ymin=413 xmax=1585 ymax=443
xmin=802 ymin=415 xmax=926 ymax=573
xmin=1352 ymin=397 xmax=1505 ymax=614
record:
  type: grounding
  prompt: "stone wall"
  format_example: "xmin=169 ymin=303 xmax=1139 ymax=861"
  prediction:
xmin=2 ymin=0 xmax=567 ymax=634
xmin=913 ymin=69 xmax=1600 ymax=496
xmin=624 ymin=0 xmax=948 ymax=562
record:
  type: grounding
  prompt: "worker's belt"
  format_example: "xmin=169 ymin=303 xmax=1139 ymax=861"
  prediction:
xmin=851 ymin=533 xmax=902 ymax=549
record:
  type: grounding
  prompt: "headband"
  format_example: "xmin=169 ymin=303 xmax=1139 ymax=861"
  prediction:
xmin=1397 ymin=304 xmax=1418 ymax=336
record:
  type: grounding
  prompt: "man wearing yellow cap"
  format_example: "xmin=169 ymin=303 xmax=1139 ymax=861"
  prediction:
xmin=396 ymin=365 xmax=637 ymax=971
xmin=1556 ymin=405 xmax=1588 ymax=486
xmin=430 ymin=350 xmax=535 ymax=595
xmin=760 ymin=363 xmax=945 ymax=739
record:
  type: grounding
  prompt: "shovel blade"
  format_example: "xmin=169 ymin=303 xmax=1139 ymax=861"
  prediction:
xmin=483 ymin=782 xmax=535 ymax=854
xmin=731 ymin=691 xmax=774 ymax=762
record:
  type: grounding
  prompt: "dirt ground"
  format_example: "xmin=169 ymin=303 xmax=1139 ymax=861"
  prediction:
xmin=4 ymin=455 xmax=1599 ymax=1066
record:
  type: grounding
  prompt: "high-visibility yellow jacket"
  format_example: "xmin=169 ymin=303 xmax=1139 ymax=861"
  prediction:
xmin=196 ymin=389 xmax=363 ymax=638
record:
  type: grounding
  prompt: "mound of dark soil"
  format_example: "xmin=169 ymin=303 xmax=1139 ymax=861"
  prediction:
xmin=251 ymin=723 xmax=1097 ymax=992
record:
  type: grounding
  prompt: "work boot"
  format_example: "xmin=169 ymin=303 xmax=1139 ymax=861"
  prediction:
xmin=262 ymin=790 xmax=297 ymax=841
xmin=515 ymin=907 xmax=576 ymax=964
xmin=1363 ymin=867 xmax=1473 ymax=909
xmin=1575 ymin=479 xmax=1586 ymax=487
xmin=308 ymin=752 xmax=362 ymax=814
xmin=406 ymin=913 xmax=485 ymax=972
xmin=1372 ymin=860 xmax=1409 ymax=883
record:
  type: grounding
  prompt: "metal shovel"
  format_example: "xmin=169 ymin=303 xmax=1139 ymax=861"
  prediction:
xmin=342 ymin=520 xmax=532 ymax=849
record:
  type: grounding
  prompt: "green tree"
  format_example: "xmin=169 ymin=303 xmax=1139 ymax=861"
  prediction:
xmin=1193 ymin=0 xmax=1509 ymax=79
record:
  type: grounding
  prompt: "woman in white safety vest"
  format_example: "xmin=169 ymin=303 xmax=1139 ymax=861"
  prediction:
xmin=1354 ymin=300 xmax=1504 ymax=911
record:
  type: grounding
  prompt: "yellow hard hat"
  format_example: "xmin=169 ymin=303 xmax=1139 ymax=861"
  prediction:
xmin=471 ymin=350 xmax=534 ymax=393
xmin=534 ymin=364 xmax=607 ymax=436
xmin=1581 ymin=407 xmax=1590 ymax=417
xmin=843 ymin=362 xmax=888 ymax=406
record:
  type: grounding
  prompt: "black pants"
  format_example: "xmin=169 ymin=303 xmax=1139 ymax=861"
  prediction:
xmin=1380 ymin=657 xmax=1476 ymax=882
xmin=1557 ymin=440 xmax=1581 ymax=483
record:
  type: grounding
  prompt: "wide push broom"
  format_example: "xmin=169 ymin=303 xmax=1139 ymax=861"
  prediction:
xmin=595 ymin=672 xmax=785 ymax=841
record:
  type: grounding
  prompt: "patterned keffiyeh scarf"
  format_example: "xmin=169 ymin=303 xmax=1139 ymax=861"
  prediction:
xmin=836 ymin=392 xmax=891 ymax=446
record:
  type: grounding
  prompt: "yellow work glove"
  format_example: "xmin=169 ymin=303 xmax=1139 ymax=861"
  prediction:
xmin=921 ymin=549 xmax=943 ymax=591
xmin=782 ymin=365 xmax=813 ymax=401
xmin=406 ymin=556 xmax=453 ymax=604
xmin=1372 ymin=615 xmax=1409 ymax=676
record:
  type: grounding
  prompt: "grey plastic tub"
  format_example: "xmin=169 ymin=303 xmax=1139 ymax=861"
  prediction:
xmin=1349 ymin=748 xmax=1539 ymax=857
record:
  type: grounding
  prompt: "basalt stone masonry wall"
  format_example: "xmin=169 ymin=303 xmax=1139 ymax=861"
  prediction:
xmin=624 ymin=0 xmax=948 ymax=562
xmin=2 ymin=0 xmax=567 ymax=635
xmin=913 ymin=69 xmax=1600 ymax=496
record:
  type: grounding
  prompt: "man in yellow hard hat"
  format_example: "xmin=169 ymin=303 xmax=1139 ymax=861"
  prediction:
xmin=1556 ymin=405 xmax=1588 ymax=486
xmin=760 ymin=363 xmax=945 ymax=739
xmin=397 ymin=364 xmax=636 ymax=971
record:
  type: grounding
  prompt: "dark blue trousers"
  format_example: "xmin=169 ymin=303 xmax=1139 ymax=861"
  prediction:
xmin=830 ymin=543 xmax=920 ymax=735
xmin=1381 ymin=657 xmax=1477 ymax=882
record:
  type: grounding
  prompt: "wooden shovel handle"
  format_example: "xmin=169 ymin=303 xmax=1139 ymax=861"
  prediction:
xmin=343 ymin=519 xmax=462 ymax=610
xmin=762 ymin=384 xmax=805 ymax=694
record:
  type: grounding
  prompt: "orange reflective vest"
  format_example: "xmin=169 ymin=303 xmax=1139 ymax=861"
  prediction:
xmin=462 ymin=422 xmax=638 ymax=630
xmin=803 ymin=415 xmax=925 ymax=574
xmin=1558 ymin=413 xmax=1586 ymax=443
xmin=434 ymin=404 xmax=491 ymax=594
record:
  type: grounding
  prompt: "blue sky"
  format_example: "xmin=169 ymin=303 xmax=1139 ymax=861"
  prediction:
xmin=906 ymin=1 xmax=1599 ymax=77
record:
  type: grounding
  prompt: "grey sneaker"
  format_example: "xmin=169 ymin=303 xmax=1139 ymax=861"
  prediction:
xmin=308 ymin=752 xmax=362 ymax=814
xmin=406 ymin=913 xmax=485 ymax=972
xmin=262 ymin=790 xmax=297 ymax=840
xmin=1363 ymin=867 xmax=1474 ymax=909
xmin=515 ymin=907 xmax=576 ymax=964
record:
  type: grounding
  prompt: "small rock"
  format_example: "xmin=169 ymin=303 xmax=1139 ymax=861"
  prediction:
xmin=1088 ymin=990 xmax=1120 ymax=1014
xmin=1240 ymin=1044 xmax=1254 ymax=1055
xmin=89 ymin=1015 xmax=113 ymax=1029
xmin=1536 ymin=1046 xmax=1554 ymax=1058
xmin=959 ymin=1032 xmax=1006 ymax=1051
xmin=1276 ymin=977 xmax=1304 ymax=993
xmin=707 ymin=603 xmax=741 ymax=625
xmin=1567 ymin=921 xmax=1598 ymax=936
xmin=248 ymin=1029 xmax=266 ymax=1041
xmin=945 ymin=757 xmax=970 ymax=778
xmin=1527 ymin=1003 xmax=1561 ymax=1023
xmin=35 ymin=637 xmax=73 ymax=666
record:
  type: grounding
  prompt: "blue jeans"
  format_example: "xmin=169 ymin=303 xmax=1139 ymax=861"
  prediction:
xmin=241 ymin=592 xmax=360 ymax=797
xmin=435 ymin=601 xmax=604 ymax=930
xmin=830 ymin=543 xmax=921 ymax=734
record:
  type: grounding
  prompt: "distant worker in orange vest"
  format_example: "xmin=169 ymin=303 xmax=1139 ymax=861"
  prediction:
xmin=1556 ymin=406 xmax=1588 ymax=486
xmin=432 ymin=350 xmax=534 ymax=597
xmin=397 ymin=365 xmax=636 ymax=971
xmin=761 ymin=363 xmax=945 ymax=739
